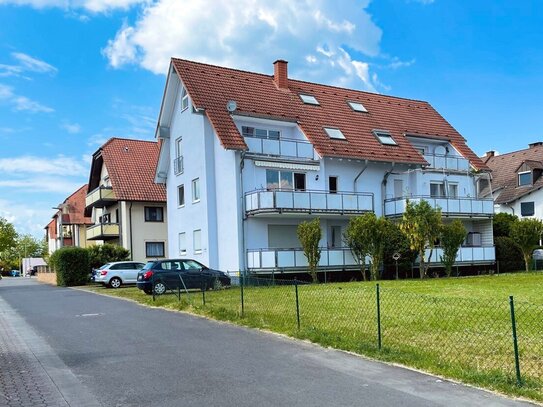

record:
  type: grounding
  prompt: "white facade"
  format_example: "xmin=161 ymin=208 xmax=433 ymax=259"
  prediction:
xmin=157 ymin=74 xmax=494 ymax=274
xmin=494 ymin=188 xmax=543 ymax=219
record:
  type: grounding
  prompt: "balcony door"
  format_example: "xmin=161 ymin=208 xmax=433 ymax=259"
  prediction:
xmin=394 ymin=179 xmax=404 ymax=198
xmin=329 ymin=226 xmax=342 ymax=248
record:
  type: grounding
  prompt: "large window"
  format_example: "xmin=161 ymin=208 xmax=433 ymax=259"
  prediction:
xmin=192 ymin=178 xmax=200 ymax=202
xmin=181 ymin=87 xmax=189 ymax=111
xmin=521 ymin=201 xmax=535 ymax=216
xmin=178 ymin=185 xmax=185 ymax=206
xmin=518 ymin=171 xmax=532 ymax=186
xmin=146 ymin=242 xmax=165 ymax=257
xmin=193 ymin=229 xmax=202 ymax=254
xmin=144 ymin=207 xmax=164 ymax=222
xmin=178 ymin=232 xmax=186 ymax=255
xmin=430 ymin=182 xmax=446 ymax=198
xmin=266 ymin=170 xmax=305 ymax=191
xmin=329 ymin=176 xmax=338 ymax=194
xmin=241 ymin=126 xmax=280 ymax=140
xmin=448 ymin=183 xmax=458 ymax=199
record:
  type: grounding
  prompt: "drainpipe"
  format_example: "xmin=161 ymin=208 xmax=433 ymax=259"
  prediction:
xmin=381 ymin=163 xmax=395 ymax=216
xmin=240 ymin=151 xmax=246 ymax=275
xmin=129 ymin=202 xmax=133 ymax=261
xmin=353 ymin=159 xmax=368 ymax=193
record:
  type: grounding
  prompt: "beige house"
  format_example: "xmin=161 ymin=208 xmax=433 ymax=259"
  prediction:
xmin=85 ymin=137 xmax=168 ymax=262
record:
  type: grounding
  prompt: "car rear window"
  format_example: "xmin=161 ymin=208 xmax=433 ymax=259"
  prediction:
xmin=143 ymin=262 xmax=157 ymax=270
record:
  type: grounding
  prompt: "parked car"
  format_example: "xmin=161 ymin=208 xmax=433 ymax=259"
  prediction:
xmin=136 ymin=259 xmax=231 ymax=295
xmin=10 ymin=270 xmax=20 ymax=277
xmin=94 ymin=261 xmax=145 ymax=288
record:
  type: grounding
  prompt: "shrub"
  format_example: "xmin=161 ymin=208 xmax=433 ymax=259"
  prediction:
xmin=87 ymin=244 xmax=130 ymax=271
xmin=297 ymin=218 xmax=321 ymax=283
xmin=493 ymin=213 xmax=518 ymax=238
xmin=495 ymin=236 xmax=524 ymax=272
xmin=49 ymin=246 xmax=90 ymax=286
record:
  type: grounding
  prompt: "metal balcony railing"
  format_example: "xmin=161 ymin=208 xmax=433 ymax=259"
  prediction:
xmin=425 ymin=246 xmax=495 ymax=263
xmin=384 ymin=195 xmax=494 ymax=217
xmin=174 ymin=156 xmax=184 ymax=175
xmin=86 ymin=223 xmax=120 ymax=240
xmin=247 ymin=247 xmax=364 ymax=270
xmin=245 ymin=189 xmax=374 ymax=215
xmin=423 ymin=153 xmax=470 ymax=171
xmin=243 ymin=135 xmax=316 ymax=160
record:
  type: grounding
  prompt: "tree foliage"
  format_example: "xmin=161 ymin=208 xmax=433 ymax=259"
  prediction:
xmin=87 ymin=244 xmax=131 ymax=271
xmin=510 ymin=218 xmax=543 ymax=272
xmin=400 ymin=200 xmax=442 ymax=279
xmin=383 ymin=221 xmax=418 ymax=279
xmin=440 ymin=220 xmax=467 ymax=277
xmin=493 ymin=213 xmax=518 ymax=238
xmin=297 ymin=218 xmax=321 ymax=283
xmin=0 ymin=217 xmax=17 ymax=257
xmin=49 ymin=246 xmax=90 ymax=286
xmin=495 ymin=236 xmax=524 ymax=272
xmin=345 ymin=213 xmax=391 ymax=281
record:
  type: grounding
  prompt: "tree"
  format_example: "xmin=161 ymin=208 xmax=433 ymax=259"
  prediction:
xmin=297 ymin=218 xmax=322 ymax=283
xmin=400 ymin=200 xmax=442 ymax=279
xmin=345 ymin=214 xmax=390 ymax=281
xmin=510 ymin=218 xmax=543 ymax=272
xmin=383 ymin=221 xmax=418 ymax=279
xmin=0 ymin=217 xmax=17 ymax=257
xmin=493 ymin=213 xmax=518 ymax=238
xmin=440 ymin=220 xmax=467 ymax=277
xmin=87 ymin=244 xmax=130 ymax=271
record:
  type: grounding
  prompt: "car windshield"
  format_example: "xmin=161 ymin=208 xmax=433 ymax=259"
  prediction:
xmin=184 ymin=260 xmax=203 ymax=270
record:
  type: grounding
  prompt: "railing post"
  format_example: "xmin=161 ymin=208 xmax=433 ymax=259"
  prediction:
xmin=376 ymin=284 xmax=382 ymax=350
xmin=509 ymin=295 xmax=522 ymax=386
xmin=240 ymin=273 xmax=245 ymax=317
xmin=295 ymin=280 xmax=300 ymax=330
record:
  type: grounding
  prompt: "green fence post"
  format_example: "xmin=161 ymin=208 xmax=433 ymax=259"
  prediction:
xmin=509 ymin=295 xmax=522 ymax=386
xmin=152 ymin=272 xmax=155 ymax=302
xmin=376 ymin=283 xmax=382 ymax=351
xmin=295 ymin=279 xmax=300 ymax=330
xmin=240 ymin=273 xmax=245 ymax=317
xmin=202 ymin=281 xmax=206 ymax=306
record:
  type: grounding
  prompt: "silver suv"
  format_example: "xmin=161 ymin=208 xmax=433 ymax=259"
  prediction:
xmin=94 ymin=261 xmax=145 ymax=288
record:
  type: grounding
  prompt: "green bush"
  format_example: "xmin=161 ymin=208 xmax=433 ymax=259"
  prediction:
xmin=49 ymin=246 xmax=90 ymax=286
xmin=495 ymin=236 xmax=524 ymax=272
xmin=87 ymin=244 xmax=130 ymax=270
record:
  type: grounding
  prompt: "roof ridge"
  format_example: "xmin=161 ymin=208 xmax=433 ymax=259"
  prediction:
xmin=489 ymin=145 xmax=543 ymax=159
xmin=62 ymin=184 xmax=87 ymax=203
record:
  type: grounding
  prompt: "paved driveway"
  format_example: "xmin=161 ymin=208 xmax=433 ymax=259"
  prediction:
xmin=0 ymin=278 xmax=535 ymax=406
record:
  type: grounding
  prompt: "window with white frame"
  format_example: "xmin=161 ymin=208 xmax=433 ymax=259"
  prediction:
xmin=178 ymin=232 xmax=186 ymax=255
xmin=266 ymin=170 xmax=305 ymax=191
xmin=144 ymin=207 xmax=164 ymax=222
xmin=448 ymin=183 xmax=458 ymax=198
xmin=324 ymin=127 xmax=346 ymax=140
xmin=178 ymin=185 xmax=185 ymax=206
xmin=176 ymin=137 xmax=183 ymax=158
xmin=347 ymin=101 xmax=368 ymax=112
xmin=192 ymin=178 xmax=200 ymax=202
xmin=518 ymin=171 xmax=532 ymax=186
xmin=146 ymin=242 xmax=165 ymax=257
xmin=193 ymin=229 xmax=202 ymax=254
xmin=373 ymin=130 xmax=397 ymax=145
xmin=521 ymin=201 xmax=535 ymax=216
xmin=241 ymin=126 xmax=280 ymax=140
xmin=430 ymin=182 xmax=446 ymax=198
xmin=299 ymin=94 xmax=319 ymax=105
xmin=181 ymin=87 xmax=189 ymax=111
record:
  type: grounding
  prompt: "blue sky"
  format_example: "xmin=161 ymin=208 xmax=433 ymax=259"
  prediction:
xmin=0 ymin=0 xmax=542 ymax=237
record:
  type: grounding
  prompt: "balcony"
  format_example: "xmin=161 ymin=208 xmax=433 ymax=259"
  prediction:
xmin=384 ymin=196 xmax=493 ymax=218
xmin=173 ymin=156 xmax=183 ymax=175
xmin=423 ymin=153 xmax=470 ymax=171
xmin=244 ymin=135 xmax=316 ymax=160
xmin=245 ymin=189 xmax=374 ymax=216
xmin=247 ymin=247 xmax=363 ymax=272
xmin=86 ymin=186 xmax=116 ymax=208
xmin=86 ymin=223 xmax=120 ymax=241
xmin=425 ymin=246 xmax=495 ymax=264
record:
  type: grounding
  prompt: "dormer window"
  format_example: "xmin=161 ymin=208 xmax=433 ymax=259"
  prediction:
xmin=347 ymin=101 xmax=368 ymax=112
xmin=181 ymin=86 xmax=189 ymax=111
xmin=324 ymin=127 xmax=345 ymax=140
xmin=242 ymin=126 xmax=280 ymax=140
xmin=373 ymin=130 xmax=397 ymax=145
xmin=299 ymin=94 xmax=319 ymax=105
xmin=518 ymin=171 xmax=532 ymax=186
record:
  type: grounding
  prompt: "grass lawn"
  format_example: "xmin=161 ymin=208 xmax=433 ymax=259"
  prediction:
xmin=83 ymin=272 xmax=543 ymax=402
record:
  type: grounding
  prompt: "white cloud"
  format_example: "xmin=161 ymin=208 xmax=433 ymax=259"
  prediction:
xmin=0 ymin=198 xmax=58 ymax=237
xmin=0 ymin=83 xmax=54 ymax=112
xmin=0 ymin=0 xmax=146 ymax=12
xmin=0 ymin=52 xmax=57 ymax=78
xmin=61 ymin=122 xmax=82 ymax=134
xmin=102 ymin=0 xmax=385 ymax=91
xmin=0 ymin=155 xmax=87 ymax=176
xmin=0 ymin=177 xmax=84 ymax=193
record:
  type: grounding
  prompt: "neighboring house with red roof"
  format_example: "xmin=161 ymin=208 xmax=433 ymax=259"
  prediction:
xmin=45 ymin=184 xmax=94 ymax=254
xmin=85 ymin=138 xmax=168 ymax=262
xmin=483 ymin=142 xmax=543 ymax=218
xmin=155 ymin=58 xmax=494 ymax=275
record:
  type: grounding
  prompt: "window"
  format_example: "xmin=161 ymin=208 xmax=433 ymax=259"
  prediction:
xmin=178 ymin=232 xmax=186 ymax=255
xmin=329 ymin=176 xmax=338 ymax=193
xmin=178 ymin=185 xmax=185 ymax=206
xmin=193 ymin=229 xmax=202 ymax=254
xmin=299 ymin=94 xmax=319 ymax=105
xmin=448 ymin=183 xmax=458 ymax=199
xmin=394 ymin=179 xmax=404 ymax=198
xmin=518 ymin=171 xmax=532 ymax=186
xmin=324 ymin=127 xmax=346 ymax=140
xmin=192 ymin=178 xmax=200 ymax=202
xmin=347 ymin=101 xmax=367 ymax=112
xmin=266 ymin=170 xmax=305 ymax=191
xmin=146 ymin=242 xmax=165 ymax=257
xmin=183 ymin=260 xmax=203 ymax=270
xmin=176 ymin=137 xmax=183 ymax=158
xmin=373 ymin=130 xmax=397 ymax=145
xmin=144 ymin=207 xmax=164 ymax=222
xmin=329 ymin=226 xmax=342 ymax=248
xmin=521 ymin=202 xmax=535 ymax=216
xmin=294 ymin=173 xmax=306 ymax=191
xmin=430 ymin=182 xmax=446 ymax=198
xmin=181 ymin=87 xmax=189 ymax=111
xmin=241 ymin=126 xmax=280 ymax=140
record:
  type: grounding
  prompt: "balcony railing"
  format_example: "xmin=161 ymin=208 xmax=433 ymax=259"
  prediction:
xmin=174 ymin=156 xmax=184 ymax=175
xmin=384 ymin=196 xmax=493 ymax=217
xmin=423 ymin=153 xmax=470 ymax=171
xmin=244 ymin=135 xmax=316 ymax=160
xmin=247 ymin=247 xmax=364 ymax=271
xmin=425 ymin=246 xmax=495 ymax=263
xmin=245 ymin=189 xmax=374 ymax=215
xmin=86 ymin=223 xmax=120 ymax=241
xmin=85 ymin=186 xmax=116 ymax=208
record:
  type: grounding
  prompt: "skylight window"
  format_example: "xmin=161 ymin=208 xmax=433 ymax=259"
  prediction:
xmin=324 ymin=127 xmax=346 ymax=140
xmin=299 ymin=94 xmax=319 ymax=105
xmin=348 ymin=101 xmax=368 ymax=112
xmin=373 ymin=130 xmax=397 ymax=146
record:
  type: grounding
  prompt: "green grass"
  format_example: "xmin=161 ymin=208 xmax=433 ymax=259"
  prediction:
xmin=83 ymin=272 xmax=543 ymax=402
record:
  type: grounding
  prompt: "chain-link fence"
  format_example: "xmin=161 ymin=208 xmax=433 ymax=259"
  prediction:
xmin=152 ymin=274 xmax=543 ymax=394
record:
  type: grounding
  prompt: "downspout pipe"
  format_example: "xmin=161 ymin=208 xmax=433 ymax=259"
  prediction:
xmin=353 ymin=159 xmax=368 ymax=193
xmin=129 ymin=202 xmax=133 ymax=261
xmin=381 ymin=163 xmax=395 ymax=216
xmin=240 ymin=151 xmax=246 ymax=275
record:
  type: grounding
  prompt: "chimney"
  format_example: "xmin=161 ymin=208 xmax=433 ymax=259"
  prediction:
xmin=529 ymin=141 xmax=543 ymax=148
xmin=273 ymin=60 xmax=288 ymax=90
xmin=485 ymin=150 xmax=495 ymax=158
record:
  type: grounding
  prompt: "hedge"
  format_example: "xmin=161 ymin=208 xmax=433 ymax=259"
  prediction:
xmin=49 ymin=246 xmax=90 ymax=286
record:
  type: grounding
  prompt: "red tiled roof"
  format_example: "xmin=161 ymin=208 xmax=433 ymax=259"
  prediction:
xmin=62 ymin=184 xmax=93 ymax=225
xmin=45 ymin=218 xmax=57 ymax=239
xmin=172 ymin=58 xmax=489 ymax=171
xmin=486 ymin=145 xmax=543 ymax=204
xmin=99 ymin=138 xmax=166 ymax=202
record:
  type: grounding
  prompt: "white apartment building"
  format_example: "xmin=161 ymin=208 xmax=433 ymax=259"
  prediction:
xmin=155 ymin=58 xmax=494 ymax=274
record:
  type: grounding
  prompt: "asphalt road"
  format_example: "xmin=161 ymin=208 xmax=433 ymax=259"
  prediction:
xmin=0 ymin=278 xmax=534 ymax=406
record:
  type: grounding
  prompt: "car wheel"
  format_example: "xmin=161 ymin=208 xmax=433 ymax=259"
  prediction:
xmin=153 ymin=281 xmax=167 ymax=296
xmin=212 ymin=278 xmax=223 ymax=290
xmin=109 ymin=277 xmax=122 ymax=289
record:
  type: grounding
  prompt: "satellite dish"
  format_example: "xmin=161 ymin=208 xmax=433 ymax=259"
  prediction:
xmin=226 ymin=100 xmax=237 ymax=112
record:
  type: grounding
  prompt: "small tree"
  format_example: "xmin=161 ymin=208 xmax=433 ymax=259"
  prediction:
xmin=297 ymin=218 xmax=321 ymax=283
xmin=440 ymin=220 xmax=467 ymax=277
xmin=345 ymin=213 xmax=390 ymax=281
xmin=400 ymin=200 xmax=442 ymax=279
xmin=0 ymin=217 xmax=17 ymax=257
xmin=493 ymin=213 xmax=518 ymax=238
xmin=383 ymin=221 xmax=418 ymax=279
xmin=510 ymin=218 xmax=543 ymax=272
